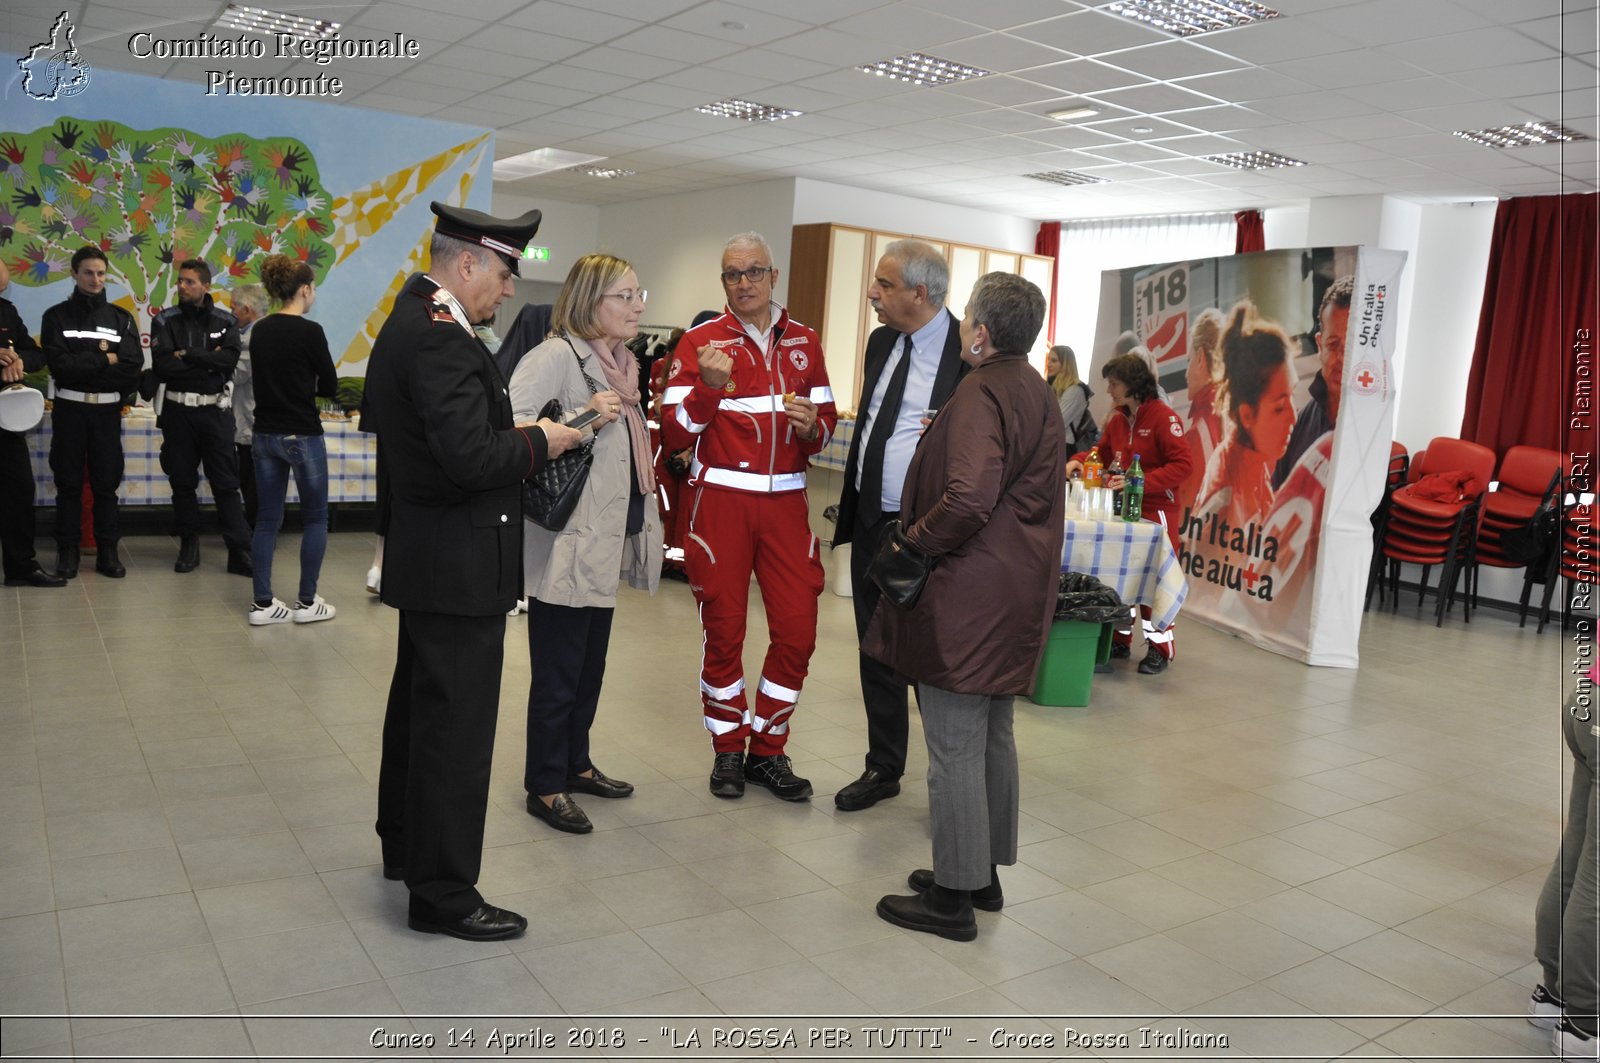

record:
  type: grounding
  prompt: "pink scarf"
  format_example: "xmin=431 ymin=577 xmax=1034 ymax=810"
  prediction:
xmin=585 ymin=337 xmax=655 ymax=494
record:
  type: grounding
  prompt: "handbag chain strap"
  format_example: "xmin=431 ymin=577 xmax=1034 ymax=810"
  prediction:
xmin=559 ymin=332 xmax=605 ymax=398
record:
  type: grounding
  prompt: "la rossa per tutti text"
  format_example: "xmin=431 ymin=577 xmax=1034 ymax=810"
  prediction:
xmin=126 ymin=30 xmax=422 ymax=96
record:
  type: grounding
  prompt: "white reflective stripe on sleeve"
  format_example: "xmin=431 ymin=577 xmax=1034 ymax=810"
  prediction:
xmin=720 ymin=395 xmax=785 ymax=414
xmin=758 ymin=676 xmax=800 ymax=704
xmin=675 ymin=403 xmax=709 ymax=435
xmin=700 ymin=676 xmax=745 ymax=701
xmin=808 ymin=386 xmax=834 ymax=404
xmin=62 ymin=329 xmax=120 ymax=341
xmin=662 ymin=385 xmax=693 ymax=404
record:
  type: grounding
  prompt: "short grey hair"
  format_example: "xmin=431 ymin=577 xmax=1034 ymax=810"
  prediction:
xmin=229 ymin=283 xmax=267 ymax=315
xmin=967 ymin=271 xmax=1045 ymax=355
xmin=430 ymin=231 xmax=495 ymax=273
xmin=723 ymin=231 xmax=773 ymax=264
xmin=883 ymin=239 xmax=949 ymax=308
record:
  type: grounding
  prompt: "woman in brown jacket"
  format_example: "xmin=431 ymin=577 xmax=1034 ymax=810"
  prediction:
xmin=865 ymin=272 xmax=1066 ymax=941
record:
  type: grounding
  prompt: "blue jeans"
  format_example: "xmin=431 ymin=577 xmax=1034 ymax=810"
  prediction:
xmin=251 ymin=432 xmax=328 ymax=604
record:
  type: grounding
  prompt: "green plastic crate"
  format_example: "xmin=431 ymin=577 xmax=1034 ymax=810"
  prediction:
xmin=1030 ymin=619 xmax=1113 ymax=707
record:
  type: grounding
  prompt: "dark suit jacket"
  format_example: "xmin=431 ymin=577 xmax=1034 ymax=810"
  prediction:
xmin=364 ymin=275 xmax=547 ymax=616
xmin=833 ymin=308 xmax=968 ymax=546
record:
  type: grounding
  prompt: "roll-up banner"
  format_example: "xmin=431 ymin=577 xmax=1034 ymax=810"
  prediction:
xmin=1085 ymin=246 xmax=1408 ymax=667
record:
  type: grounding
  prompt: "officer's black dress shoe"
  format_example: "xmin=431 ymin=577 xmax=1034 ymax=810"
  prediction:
xmin=95 ymin=549 xmax=126 ymax=579
xmin=908 ymin=867 xmax=1004 ymax=911
xmin=408 ymin=904 xmax=527 ymax=941
xmin=709 ymin=751 xmax=745 ymax=798
xmin=835 ymin=768 xmax=900 ymax=811
xmin=174 ymin=535 xmax=200 ymax=573
xmin=566 ymin=766 xmax=633 ymax=798
xmin=4 ymin=566 xmax=67 ymax=588
xmin=55 ymin=545 xmax=79 ymax=579
xmin=1137 ymin=645 xmax=1170 ymax=674
xmin=226 ymin=547 xmax=254 ymax=577
xmin=745 ymin=753 xmax=812 ymax=801
xmin=876 ymin=883 xmax=976 ymax=941
xmin=526 ymin=792 xmax=592 ymax=834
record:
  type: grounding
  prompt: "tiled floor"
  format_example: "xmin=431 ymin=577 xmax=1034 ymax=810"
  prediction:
xmin=0 ymin=530 xmax=1576 ymax=1061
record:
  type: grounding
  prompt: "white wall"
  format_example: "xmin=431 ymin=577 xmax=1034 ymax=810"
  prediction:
xmin=792 ymin=178 xmax=1038 ymax=253
xmin=489 ymin=190 xmax=601 ymax=283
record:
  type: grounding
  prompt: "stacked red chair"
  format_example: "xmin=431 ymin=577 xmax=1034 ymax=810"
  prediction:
xmin=1364 ymin=441 xmax=1411 ymax=610
xmin=1374 ymin=436 xmax=1496 ymax=626
xmin=1466 ymin=445 xmax=1563 ymax=617
xmin=1531 ymin=477 xmax=1597 ymax=633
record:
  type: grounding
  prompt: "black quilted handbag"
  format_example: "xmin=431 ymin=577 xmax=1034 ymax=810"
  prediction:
xmin=521 ymin=397 xmax=594 ymax=531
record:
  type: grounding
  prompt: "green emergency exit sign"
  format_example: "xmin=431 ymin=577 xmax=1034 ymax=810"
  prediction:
xmin=521 ymin=246 xmax=551 ymax=262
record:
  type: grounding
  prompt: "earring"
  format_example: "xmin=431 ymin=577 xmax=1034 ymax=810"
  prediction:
xmin=970 ymin=342 xmax=983 ymax=356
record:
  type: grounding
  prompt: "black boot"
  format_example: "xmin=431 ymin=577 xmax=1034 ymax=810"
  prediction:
xmin=876 ymin=882 xmax=976 ymax=941
xmin=226 ymin=546 xmax=254 ymax=577
xmin=55 ymin=544 xmax=79 ymax=579
xmin=95 ymin=541 xmax=126 ymax=578
xmin=908 ymin=865 xmax=1003 ymax=911
xmin=174 ymin=534 xmax=200 ymax=573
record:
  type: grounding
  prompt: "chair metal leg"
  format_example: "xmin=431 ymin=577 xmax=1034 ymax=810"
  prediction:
xmin=1417 ymin=565 xmax=1432 ymax=614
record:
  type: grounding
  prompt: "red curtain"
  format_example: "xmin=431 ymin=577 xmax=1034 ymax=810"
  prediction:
xmin=1234 ymin=210 xmax=1265 ymax=253
xmin=1460 ymin=193 xmax=1599 ymax=459
xmin=1035 ymin=220 xmax=1061 ymax=343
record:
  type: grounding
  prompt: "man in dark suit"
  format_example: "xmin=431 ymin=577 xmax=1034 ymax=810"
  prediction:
xmin=0 ymin=259 xmax=66 ymax=587
xmin=367 ymin=203 xmax=581 ymax=942
xmin=832 ymin=240 xmax=969 ymax=812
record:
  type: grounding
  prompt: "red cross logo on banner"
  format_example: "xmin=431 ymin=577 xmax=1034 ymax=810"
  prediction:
xmin=1351 ymin=360 xmax=1381 ymax=396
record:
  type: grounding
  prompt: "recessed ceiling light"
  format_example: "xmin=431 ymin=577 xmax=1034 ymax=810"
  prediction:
xmin=1203 ymin=149 xmax=1305 ymax=170
xmin=217 ymin=2 xmax=340 ymax=38
xmin=695 ymin=98 xmax=803 ymax=121
xmin=580 ymin=166 xmax=636 ymax=179
xmin=1454 ymin=119 xmax=1589 ymax=148
xmin=492 ymin=147 xmax=607 ymax=181
xmin=857 ymin=52 xmax=992 ymax=87
xmin=1023 ymin=170 xmax=1106 ymax=186
xmin=1103 ymin=0 xmax=1280 ymax=37
xmin=1047 ymin=105 xmax=1102 ymax=122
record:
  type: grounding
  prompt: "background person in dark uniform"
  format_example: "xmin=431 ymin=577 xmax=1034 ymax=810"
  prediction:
xmin=43 ymin=246 xmax=140 ymax=579
xmin=0 ymin=259 xmax=66 ymax=588
xmin=368 ymin=203 xmax=581 ymax=943
xmin=150 ymin=258 xmax=253 ymax=576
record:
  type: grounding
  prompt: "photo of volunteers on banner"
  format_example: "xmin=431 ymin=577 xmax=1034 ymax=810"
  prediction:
xmin=1084 ymin=245 xmax=1408 ymax=667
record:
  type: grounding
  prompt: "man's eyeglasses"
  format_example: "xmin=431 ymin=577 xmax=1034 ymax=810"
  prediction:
xmin=604 ymin=289 xmax=648 ymax=305
xmin=720 ymin=266 xmax=773 ymax=286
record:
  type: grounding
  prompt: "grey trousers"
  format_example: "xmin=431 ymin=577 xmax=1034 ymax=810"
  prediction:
xmin=918 ymin=683 xmax=1019 ymax=891
xmin=1536 ymin=691 xmax=1600 ymax=1034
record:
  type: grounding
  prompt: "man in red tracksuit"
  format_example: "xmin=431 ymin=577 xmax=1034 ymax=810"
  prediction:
xmin=661 ymin=232 xmax=837 ymax=801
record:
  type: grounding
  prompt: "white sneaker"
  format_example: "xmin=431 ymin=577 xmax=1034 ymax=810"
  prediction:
xmin=292 ymin=595 xmax=336 ymax=623
xmin=1531 ymin=984 xmax=1566 ymax=1029
xmin=248 ymin=598 xmax=292 ymax=625
xmin=508 ymin=597 xmax=528 ymax=616
xmin=1553 ymin=1017 xmax=1600 ymax=1059
xmin=366 ymin=566 xmax=381 ymax=595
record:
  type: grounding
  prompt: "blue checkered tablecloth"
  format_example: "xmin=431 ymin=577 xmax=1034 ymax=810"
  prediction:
xmin=810 ymin=417 xmax=854 ymax=471
xmin=26 ymin=413 xmax=377 ymax=505
xmin=1062 ymin=517 xmax=1189 ymax=631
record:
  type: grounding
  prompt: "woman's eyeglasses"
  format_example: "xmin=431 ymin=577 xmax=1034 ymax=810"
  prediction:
xmin=604 ymin=289 xmax=648 ymax=305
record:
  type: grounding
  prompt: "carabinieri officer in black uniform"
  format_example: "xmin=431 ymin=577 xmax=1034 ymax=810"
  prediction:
xmin=150 ymin=258 xmax=253 ymax=576
xmin=0 ymin=258 xmax=66 ymax=587
xmin=368 ymin=203 xmax=583 ymax=942
xmin=43 ymin=246 xmax=141 ymax=579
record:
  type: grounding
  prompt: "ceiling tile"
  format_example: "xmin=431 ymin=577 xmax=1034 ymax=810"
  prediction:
xmin=1378 ymin=27 xmax=1558 ymax=74
xmin=1098 ymin=41 xmax=1250 ymax=80
xmin=1248 ymin=91 xmax=1379 ymax=123
xmin=1164 ymin=105 xmax=1282 ymax=132
xmin=1174 ymin=66 xmax=1314 ymax=104
xmin=566 ymin=47 xmax=687 ymax=81
xmin=1343 ymin=76 xmax=1490 ymax=111
xmin=459 ymin=25 xmax=591 ymax=62
xmin=1090 ymin=82 xmax=1228 ymax=115
xmin=1020 ymin=59 xmax=1153 ymax=95
xmin=433 ymin=45 xmax=544 ymax=78
xmin=1087 ymin=115 xmax=1204 ymax=140
xmin=501 ymin=2 xmax=645 ymax=43
xmin=1081 ymin=142 xmax=1187 ymax=163
xmin=825 ymin=4 xmax=980 ymax=47
xmin=939 ymin=75 xmax=1071 ymax=107
xmin=1024 ymin=10 xmax=1172 ymax=57
xmin=784 ymin=28 xmax=910 ymax=67
xmin=935 ymin=32 xmax=1076 ymax=72
xmin=1302 ymin=0 xmax=1492 ymax=44
xmin=1514 ymin=9 xmax=1599 ymax=51
xmin=704 ymin=49 xmax=835 ymax=83
xmin=1203 ymin=17 xmax=1362 ymax=63
xmin=608 ymin=25 xmax=744 ymax=64
xmin=661 ymin=1 xmax=815 ymax=45
xmin=1283 ymin=48 xmax=1432 ymax=89
xmin=351 ymin=4 xmax=486 ymax=42
xmin=907 ymin=0 xmax=1088 ymax=30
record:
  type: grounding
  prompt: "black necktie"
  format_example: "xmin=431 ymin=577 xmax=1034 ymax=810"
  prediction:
xmin=858 ymin=333 xmax=912 ymax=516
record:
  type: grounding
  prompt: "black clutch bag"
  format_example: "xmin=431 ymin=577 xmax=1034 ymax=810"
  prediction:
xmin=521 ymin=397 xmax=594 ymax=531
xmin=868 ymin=519 xmax=936 ymax=609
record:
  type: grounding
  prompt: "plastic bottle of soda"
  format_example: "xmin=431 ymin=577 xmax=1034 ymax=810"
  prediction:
xmin=1084 ymin=447 xmax=1103 ymax=488
xmin=1124 ymin=453 xmax=1145 ymax=522
xmin=1106 ymin=451 xmax=1125 ymax=517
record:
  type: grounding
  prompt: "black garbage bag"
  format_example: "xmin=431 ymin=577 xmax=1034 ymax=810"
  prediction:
xmin=1055 ymin=571 xmax=1127 ymax=623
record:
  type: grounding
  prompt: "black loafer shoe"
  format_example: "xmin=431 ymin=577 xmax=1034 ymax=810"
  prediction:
xmin=4 ymin=566 xmax=67 ymax=588
xmin=908 ymin=868 xmax=1003 ymax=911
xmin=95 ymin=550 xmax=126 ymax=579
xmin=566 ymin=766 xmax=633 ymax=799
xmin=744 ymin=753 xmax=812 ymax=801
xmin=709 ymin=751 xmax=745 ymax=798
xmin=876 ymin=887 xmax=976 ymax=942
xmin=835 ymin=768 xmax=901 ymax=811
xmin=408 ymin=903 xmax=527 ymax=941
xmin=226 ymin=547 xmax=254 ymax=577
xmin=174 ymin=535 xmax=200 ymax=573
xmin=55 ymin=545 xmax=79 ymax=579
xmin=526 ymin=792 xmax=592 ymax=834
xmin=1137 ymin=646 xmax=1170 ymax=675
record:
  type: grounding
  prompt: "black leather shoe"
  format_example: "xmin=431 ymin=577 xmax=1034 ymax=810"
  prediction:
xmin=1109 ymin=641 xmax=1131 ymax=659
xmin=835 ymin=768 xmax=900 ymax=811
xmin=4 ymin=566 xmax=67 ymax=588
xmin=226 ymin=546 xmax=254 ymax=577
xmin=709 ymin=751 xmax=745 ymax=798
xmin=95 ymin=545 xmax=126 ymax=579
xmin=876 ymin=885 xmax=976 ymax=941
xmin=55 ymin=545 xmax=79 ymax=579
xmin=174 ymin=534 xmax=200 ymax=573
xmin=908 ymin=868 xmax=1003 ymax=912
xmin=566 ymin=766 xmax=633 ymax=799
xmin=408 ymin=903 xmax=527 ymax=941
xmin=526 ymin=792 xmax=592 ymax=834
xmin=1138 ymin=645 xmax=1170 ymax=674
xmin=744 ymin=753 xmax=812 ymax=801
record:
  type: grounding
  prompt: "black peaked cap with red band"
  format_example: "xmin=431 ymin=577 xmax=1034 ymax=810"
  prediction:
xmin=429 ymin=202 xmax=542 ymax=277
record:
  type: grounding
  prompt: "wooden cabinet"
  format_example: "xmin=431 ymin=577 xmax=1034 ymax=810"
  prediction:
xmin=788 ymin=223 xmax=1053 ymax=413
